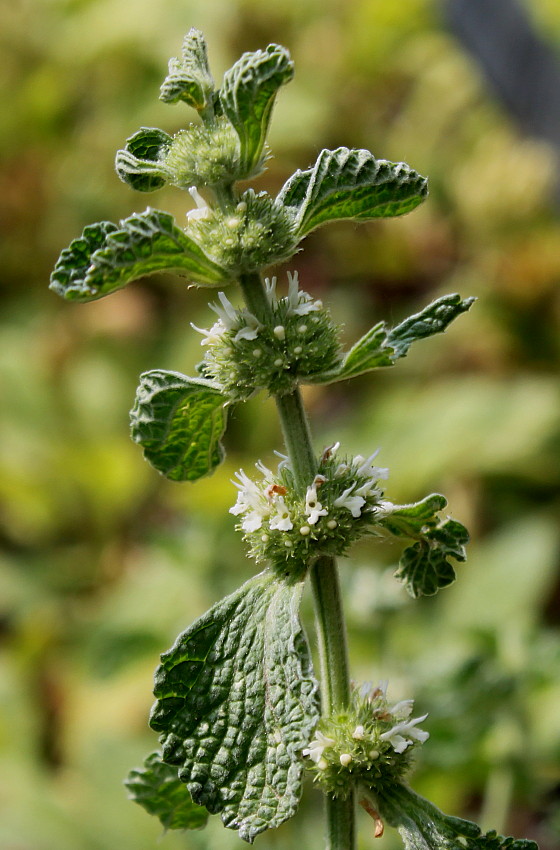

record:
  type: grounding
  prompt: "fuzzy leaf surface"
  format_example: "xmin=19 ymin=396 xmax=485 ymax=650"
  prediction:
xmin=130 ymin=370 xmax=228 ymax=482
xmin=220 ymin=44 xmax=294 ymax=176
xmin=125 ymin=751 xmax=209 ymax=830
xmin=373 ymin=783 xmax=538 ymax=850
xmin=150 ymin=572 xmax=319 ymax=843
xmin=50 ymin=209 xmax=231 ymax=301
xmin=379 ymin=495 xmax=469 ymax=598
xmin=160 ymin=28 xmax=214 ymax=109
xmin=277 ymin=147 xmax=428 ymax=237
xmin=309 ymin=294 xmax=474 ymax=384
xmin=115 ymin=127 xmax=172 ymax=192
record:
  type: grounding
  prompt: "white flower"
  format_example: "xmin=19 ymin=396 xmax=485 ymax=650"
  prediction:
xmin=285 ymin=270 xmax=323 ymax=316
xmin=334 ymin=486 xmax=366 ymax=518
xmin=186 ymin=186 xmax=210 ymax=221
xmin=269 ymin=496 xmax=293 ymax=531
xmin=389 ymin=699 xmax=414 ymax=720
xmin=352 ymin=724 xmax=365 ymax=740
xmin=379 ymin=714 xmax=429 ymax=754
xmin=302 ymin=730 xmax=335 ymax=763
xmin=190 ymin=320 xmax=226 ymax=346
xmin=265 ymin=275 xmax=279 ymax=306
xmin=230 ymin=469 xmax=269 ymax=532
xmin=305 ymin=486 xmax=328 ymax=525
xmin=233 ymin=311 xmax=262 ymax=342
xmin=209 ymin=291 xmax=239 ymax=330
xmin=353 ymin=450 xmax=389 ymax=481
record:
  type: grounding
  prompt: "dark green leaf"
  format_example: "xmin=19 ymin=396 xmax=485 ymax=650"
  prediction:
xmin=130 ymin=370 xmax=228 ymax=482
xmin=220 ymin=44 xmax=294 ymax=177
xmin=115 ymin=127 xmax=172 ymax=192
xmin=378 ymin=494 xmax=469 ymax=598
xmin=277 ymin=147 xmax=428 ymax=237
xmin=50 ymin=209 xmax=231 ymax=302
xmin=125 ymin=751 xmax=209 ymax=831
xmin=160 ymin=28 xmax=214 ymax=109
xmin=150 ymin=572 xmax=319 ymax=843
xmin=308 ymin=294 xmax=474 ymax=384
xmin=372 ymin=782 xmax=538 ymax=850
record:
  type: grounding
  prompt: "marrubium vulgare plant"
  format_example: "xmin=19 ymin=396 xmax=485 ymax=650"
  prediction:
xmin=51 ymin=29 xmax=538 ymax=850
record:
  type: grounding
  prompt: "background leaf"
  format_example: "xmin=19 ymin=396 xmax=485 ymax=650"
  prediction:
xmin=220 ymin=44 xmax=294 ymax=176
xmin=125 ymin=751 xmax=209 ymax=831
xmin=49 ymin=209 xmax=231 ymax=301
xmin=378 ymin=495 xmax=469 ymax=598
xmin=130 ymin=370 xmax=228 ymax=482
xmin=150 ymin=572 xmax=319 ymax=843
xmin=277 ymin=147 xmax=428 ymax=237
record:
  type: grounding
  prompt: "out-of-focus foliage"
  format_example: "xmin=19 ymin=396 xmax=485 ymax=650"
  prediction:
xmin=0 ymin=1 xmax=559 ymax=849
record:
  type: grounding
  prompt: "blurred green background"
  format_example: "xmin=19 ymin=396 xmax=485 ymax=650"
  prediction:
xmin=1 ymin=1 xmax=559 ymax=848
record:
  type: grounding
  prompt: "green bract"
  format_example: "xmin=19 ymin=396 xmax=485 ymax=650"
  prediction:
xmin=115 ymin=127 xmax=172 ymax=192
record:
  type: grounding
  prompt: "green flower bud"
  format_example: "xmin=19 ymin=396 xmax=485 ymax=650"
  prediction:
xmin=164 ymin=117 xmax=241 ymax=188
xmin=188 ymin=190 xmax=297 ymax=273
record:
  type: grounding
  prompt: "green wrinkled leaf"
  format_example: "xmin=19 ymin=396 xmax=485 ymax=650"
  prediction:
xmin=50 ymin=209 xmax=231 ymax=302
xmin=150 ymin=571 xmax=319 ymax=843
xmin=378 ymin=494 xmax=469 ymax=598
xmin=125 ymin=751 xmax=209 ymax=831
xmin=371 ymin=782 xmax=538 ymax=850
xmin=309 ymin=294 xmax=474 ymax=384
xmin=386 ymin=293 xmax=476 ymax=358
xmin=115 ymin=127 xmax=172 ymax=192
xmin=220 ymin=44 xmax=294 ymax=177
xmin=160 ymin=28 xmax=214 ymax=109
xmin=277 ymin=147 xmax=428 ymax=237
xmin=130 ymin=370 xmax=228 ymax=482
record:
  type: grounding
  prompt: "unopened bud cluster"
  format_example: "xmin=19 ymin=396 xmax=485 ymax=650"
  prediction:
xmin=164 ymin=117 xmax=242 ymax=189
xmin=195 ymin=272 xmax=341 ymax=399
xmin=188 ymin=190 xmax=297 ymax=274
xmin=230 ymin=442 xmax=391 ymax=567
xmin=302 ymin=681 xmax=429 ymax=798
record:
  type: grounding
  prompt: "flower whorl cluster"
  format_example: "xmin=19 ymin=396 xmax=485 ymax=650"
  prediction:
xmin=194 ymin=271 xmax=341 ymax=399
xmin=302 ymin=681 xmax=429 ymax=798
xmin=229 ymin=443 xmax=390 ymax=568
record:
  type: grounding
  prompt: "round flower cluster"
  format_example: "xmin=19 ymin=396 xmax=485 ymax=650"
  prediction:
xmin=187 ymin=189 xmax=297 ymax=274
xmin=194 ymin=271 xmax=341 ymax=399
xmin=302 ymin=681 xmax=429 ymax=798
xmin=229 ymin=443 xmax=391 ymax=567
xmin=164 ymin=117 xmax=242 ymax=189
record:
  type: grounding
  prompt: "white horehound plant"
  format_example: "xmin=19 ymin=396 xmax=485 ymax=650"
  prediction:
xmin=50 ymin=29 xmax=538 ymax=850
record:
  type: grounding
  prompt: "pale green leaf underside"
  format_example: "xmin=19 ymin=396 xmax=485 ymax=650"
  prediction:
xmin=125 ymin=751 xmax=209 ymax=831
xmin=220 ymin=44 xmax=294 ymax=176
xmin=130 ymin=370 xmax=228 ymax=482
xmin=115 ymin=127 xmax=172 ymax=192
xmin=49 ymin=209 xmax=231 ymax=302
xmin=160 ymin=28 xmax=214 ymax=108
xmin=277 ymin=147 xmax=428 ymax=237
xmin=150 ymin=572 xmax=319 ymax=843
xmin=309 ymin=294 xmax=474 ymax=384
xmin=379 ymin=494 xmax=469 ymax=598
xmin=373 ymin=782 xmax=538 ymax=850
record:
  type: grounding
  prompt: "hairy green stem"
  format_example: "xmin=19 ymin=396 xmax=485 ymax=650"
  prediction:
xmin=238 ymin=270 xmax=355 ymax=850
